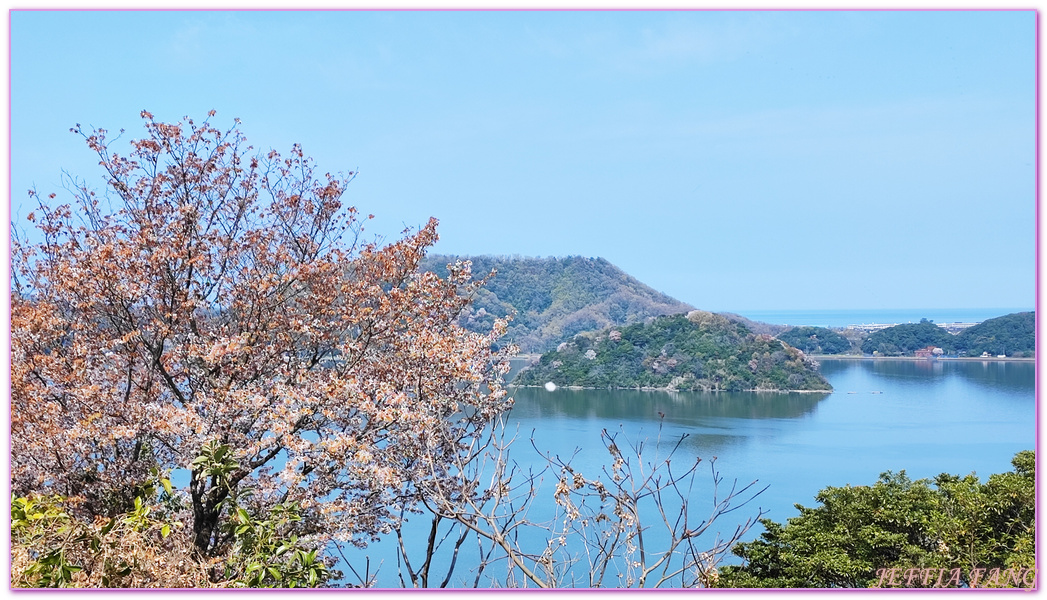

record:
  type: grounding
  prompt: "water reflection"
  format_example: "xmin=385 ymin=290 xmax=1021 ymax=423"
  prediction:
xmin=508 ymin=386 xmax=830 ymax=424
xmin=817 ymin=359 xmax=1035 ymax=394
xmin=953 ymin=361 xmax=1035 ymax=392
xmin=338 ymin=357 xmax=1032 ymax=587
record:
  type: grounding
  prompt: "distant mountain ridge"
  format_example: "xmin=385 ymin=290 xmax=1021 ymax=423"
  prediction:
xmin=420 ymin=255 xmax=693 ymax=352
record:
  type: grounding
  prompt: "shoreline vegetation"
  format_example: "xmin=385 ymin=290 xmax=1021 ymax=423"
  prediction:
xmin=510 ymin=309 xmax=1034 ymax=392
xmin=808 ymin=354 xmax=1035 ymax=362
xmin=507 ymin=353 xmax=1032 ymax=394
xmin=508 ymin=383 xmax=829 ymax=393
xmin=505 ymin=352 xmax=1033 ymax=394
xmin=514 ymin=353 xmax=1035 ymax=363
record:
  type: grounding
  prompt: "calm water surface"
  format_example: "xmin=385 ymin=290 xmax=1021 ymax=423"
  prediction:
xmin=349 ymin=358 xmax=1035 ymax=587
xmin=514 ymin=359 xmax=1033 ymax=519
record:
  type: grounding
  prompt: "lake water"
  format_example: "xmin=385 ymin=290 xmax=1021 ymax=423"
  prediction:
xmin=344 ymin=357 xmax=1036 ymax=588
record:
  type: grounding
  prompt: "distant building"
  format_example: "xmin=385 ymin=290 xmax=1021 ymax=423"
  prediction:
xmin=846 ymin=322 xmax=978 ymax=334
xmin=914 ymin=346 xmax=938 ymax=359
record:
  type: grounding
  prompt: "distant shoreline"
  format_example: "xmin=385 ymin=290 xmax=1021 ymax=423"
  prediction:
xmin=514 ymin=353 xmax=1035 ymax=363
xmin=507 ymin=384 xmax=830 ymax=393
xmin=809 ymin=355 xmax=1035 ymax=362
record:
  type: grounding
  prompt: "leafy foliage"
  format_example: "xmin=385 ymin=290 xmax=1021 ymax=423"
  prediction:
xmin=860 ymin=319 xmax=957 ymax=356
xmin=515 ymin=311 xmax=831 ymax=392
xmin=420 ymin=255 xmax=692 ymax=352
xmin=11 ymin=486 xmax=334 ymax=588
xmin=778 ymin=326 xmax=852 ymax=354
xmin=222 ymin=501 xmax=332 ymax=588
xmin=11 ymin=476 xmax=213 ymax=588
xmin=715 ymin=451 xmax=1035 ymax=588
xmin=954 ymin=311 xmax=1035 ymax=357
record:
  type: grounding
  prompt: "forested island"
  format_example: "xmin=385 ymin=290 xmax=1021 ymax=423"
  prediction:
xmin=514 ymin=311 xmax=832 ymax=392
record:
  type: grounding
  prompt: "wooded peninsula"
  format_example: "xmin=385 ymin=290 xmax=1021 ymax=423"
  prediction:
xmin=514 ymin=311 xmax=832 ymax=392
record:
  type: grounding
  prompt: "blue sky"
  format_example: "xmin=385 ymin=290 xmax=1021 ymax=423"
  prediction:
xmin=10 ymin=10 xmax=1036 ymax=311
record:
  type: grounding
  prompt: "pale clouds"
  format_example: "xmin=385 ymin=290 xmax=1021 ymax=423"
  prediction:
xmin=525 ymin=13 xmax=799 ymax=76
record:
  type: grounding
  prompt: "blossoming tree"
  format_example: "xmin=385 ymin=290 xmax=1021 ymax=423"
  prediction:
xmin=11 ymin=112 xmax=515 ymax=574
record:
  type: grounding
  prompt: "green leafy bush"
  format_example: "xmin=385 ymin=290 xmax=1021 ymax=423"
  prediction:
xmin=715 ymin=451 xmax=1035 ymax=588
xmin=11 ymin=445 xmax=334 ymax=588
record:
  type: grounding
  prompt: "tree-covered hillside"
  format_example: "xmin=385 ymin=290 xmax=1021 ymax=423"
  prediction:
xmin=420 ymin=255 xmax=693 ymax=352
xmin=860 ymin=319 xmax=958 ymax=356
xmin=956 ymin=312 xmax=1035 ymax=357
xmin=778 ymin=326 xmax=852 ymax=355
xmin=514 ymin=311 xmax=832 ymax=392
xmin=858 ymin=313 xmax=1035 ymax=357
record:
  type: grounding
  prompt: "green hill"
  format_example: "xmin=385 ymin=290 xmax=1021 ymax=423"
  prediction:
xmin=858 ymin=313 xmax=1035 ymax=358
xmin=420 ymin=255 xmax=693 ymax=352
xmin=956 ymin=311 xmax=1035 ymax=357
xmin=778 ymin=326 xmax=853 ymax=355
xmin=514 ymin=311 xmax=832 ymax=392
xmin=860 ymin=319 xmax=958 ymax=356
